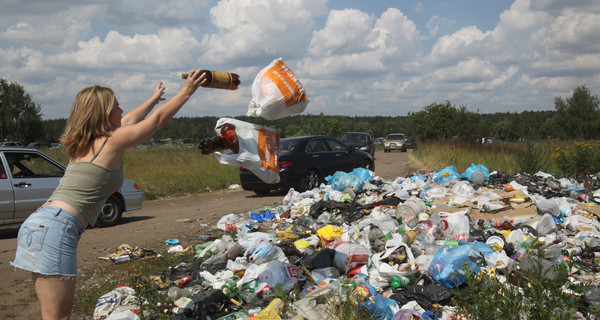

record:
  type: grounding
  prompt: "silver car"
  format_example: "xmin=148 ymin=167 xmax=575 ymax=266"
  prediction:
xmin=0 ymin=147 xmax=144 ymax=228
xmin=384 ymin=133 xmax=408 ymax=152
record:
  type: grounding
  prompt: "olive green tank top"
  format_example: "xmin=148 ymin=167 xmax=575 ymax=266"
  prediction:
xmin=48 ymin=137 xmax=124 ymax=226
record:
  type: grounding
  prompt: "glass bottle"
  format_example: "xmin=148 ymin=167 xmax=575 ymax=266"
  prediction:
xmin=181 ymin=70 xmax=240 ymax=90
xmin=199 ymin=123 xmax=240 ymax=154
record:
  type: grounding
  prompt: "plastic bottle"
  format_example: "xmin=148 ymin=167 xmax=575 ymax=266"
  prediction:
xmin=389 ymin=275 xmax=417 ymax=289
xmin=494 ymin=218 xmax=515 ymax=231
xmin=181 ymin=70 xmax=240 ymax=90
xmin=168 ymin=286 xmax=192 ymax=299
xmin=199 ymin=123 xmax=240 ymax=154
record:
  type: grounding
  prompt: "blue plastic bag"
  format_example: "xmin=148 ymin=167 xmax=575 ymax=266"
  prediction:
xmin=359 ymin=282 xmax=400 ymax=320
xmin=351 ymin=167 xmax=373 ymax=181
xmin=250 ymin=209 xmax=276 ymax=222
xmin=432 ymin=166 xmax=460 ymax=185
xmin=428 ymin=241 xmax=494 ymax=289
xmin=325 ymin=170 xmax=369 ymax=191
xmin=462 ymin=164 xmax=490 ymax=182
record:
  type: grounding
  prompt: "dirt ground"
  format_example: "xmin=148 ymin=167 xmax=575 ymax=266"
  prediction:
xmin=0 ymin=149 xmax=424 ymax=319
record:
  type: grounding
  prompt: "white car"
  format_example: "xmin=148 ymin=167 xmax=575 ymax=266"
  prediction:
xmin=0 ymin=147 xmax=144 ymax=228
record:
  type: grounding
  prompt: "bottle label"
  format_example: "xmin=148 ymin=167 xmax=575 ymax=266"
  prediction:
xmin=222 ymin=128 xmax=239 ymax=149
xmin=262 ymin=59 xmax=308 ymax=107
xmin=210 ymin=71 xmax=235 ymax=90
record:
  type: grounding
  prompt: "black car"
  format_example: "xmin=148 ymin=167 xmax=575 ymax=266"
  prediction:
xmin=340 ymin=132 xmax=375 ymax=157
xmin=239 ymin=135 xmax=375 ymax=196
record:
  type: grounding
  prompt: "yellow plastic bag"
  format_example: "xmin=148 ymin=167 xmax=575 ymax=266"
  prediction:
xmin=253 ymin=298 xmax=284 ymax=320
xmin=316 ymin=225 xmax=343 ymax=242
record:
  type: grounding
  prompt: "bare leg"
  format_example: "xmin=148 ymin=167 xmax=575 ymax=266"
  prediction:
xmin=33 ymin=273 xmax=76 ymax=320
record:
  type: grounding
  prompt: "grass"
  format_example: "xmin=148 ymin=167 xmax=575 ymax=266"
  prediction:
xmin=412 ymin=140 xmax=571 ymax=175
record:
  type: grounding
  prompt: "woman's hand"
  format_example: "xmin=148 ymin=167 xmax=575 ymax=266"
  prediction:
xmin=151 ymin=81 xmax=166 ymax=105
xmin=181 ymin=69 xmax=207 ymax=97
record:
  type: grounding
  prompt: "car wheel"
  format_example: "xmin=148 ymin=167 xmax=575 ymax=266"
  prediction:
xmin=300 ymin=169 xmax=320 ymax=192
xmin=361 ymin=160 xmax=374 ymax=171
xmin=96 ymin=195 xmax=124 ymax=227
xmin=253 ymin=189 xmax=270 ymax=196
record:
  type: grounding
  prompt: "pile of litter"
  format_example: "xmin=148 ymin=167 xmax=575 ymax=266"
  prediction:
xmin=94 ymin=165 xmax=600 ymax=320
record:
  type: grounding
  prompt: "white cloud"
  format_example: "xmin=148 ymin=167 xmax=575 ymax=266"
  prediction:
xmin=0 ymin=0 xmax=599 ymax=119
xmin=200 ymin=0 xmax=327 ymax=66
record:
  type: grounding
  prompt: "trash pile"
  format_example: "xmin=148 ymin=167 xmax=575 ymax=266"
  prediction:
xmin=94 ymin=164 xmax=600 ymax=320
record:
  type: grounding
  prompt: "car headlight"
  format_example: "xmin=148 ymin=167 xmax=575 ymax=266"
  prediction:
xmin=359 ymin=146 xmax=368 ymax=150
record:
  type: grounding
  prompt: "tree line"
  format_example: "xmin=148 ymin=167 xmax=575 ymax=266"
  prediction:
xmin=1 ymin=78 xmax=598 ymax=145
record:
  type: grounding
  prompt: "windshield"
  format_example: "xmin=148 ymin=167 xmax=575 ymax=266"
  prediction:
xmin=341 ymin=133 xmax=368 ymax=143
xmin=387 ymin=134 xmax=405 ymax=140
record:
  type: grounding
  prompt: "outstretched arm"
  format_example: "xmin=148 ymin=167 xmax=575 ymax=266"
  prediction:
xmin=120 ymin=82 xmax=166 ymax=126
xmin=112 ymin=69 xmax=206 ymax=150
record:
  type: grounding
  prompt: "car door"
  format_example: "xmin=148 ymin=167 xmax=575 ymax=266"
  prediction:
xmin=4 ymin=150 xmax=65 ymax=221
xmin=323 ymin=137 xmax=357 ymax=173
xmin=0 ymin=156 xmax=14 ymax=222
xmin=305 ymin=137 xmax=338 ymax=176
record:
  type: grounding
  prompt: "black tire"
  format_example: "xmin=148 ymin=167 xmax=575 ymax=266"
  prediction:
xmin=253 ymin=189 xmax=271 ymax=196
xmin=362 ymin=160 xmax=374 ymax=171
xmin=299 ymin=169 xmax=320 ymax=192
xmin=96 ymin=195 xmax=124 ymax=227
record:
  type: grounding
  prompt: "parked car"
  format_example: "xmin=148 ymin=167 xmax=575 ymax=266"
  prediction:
xmin=239 ymin=135 xmax=375 ymax=196
xmin=340 ymin=132 xmax=375 ymax=157
xmin=384 ymin=133 xmax=407 ymax=152
xmin=406 ymin=140 xmax=417 ymax=149
xmin=0 ymin=147 xmax=144 ymax=228
xmin=0 ymin=141 xmax=23 ymax=148
xmin=487 ymin=137 xmax=504 ymax=144
xmin=26 ymin=142 xmax=44 ymax=149
xmin=49 ymin=143 xmax=62 ymax=149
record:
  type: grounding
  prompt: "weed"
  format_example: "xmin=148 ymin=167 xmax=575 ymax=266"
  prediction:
xmin=73 ymin=251 xmax=193 ymax=318
xmin=451 ymin=247 xmax=583 ymax=320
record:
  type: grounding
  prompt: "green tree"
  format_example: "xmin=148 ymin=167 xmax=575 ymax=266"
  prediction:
xmin=554 ymin=85 xmax=600 ymax=139
xmin=0 ymin=79 xmax=44 ymax=144
xmin=408 ymin=101 xmax=480 ymax=141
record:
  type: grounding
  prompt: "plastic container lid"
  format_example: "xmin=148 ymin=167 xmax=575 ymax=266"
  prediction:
xmin=486 ymin=235 xmax=505 ymax=248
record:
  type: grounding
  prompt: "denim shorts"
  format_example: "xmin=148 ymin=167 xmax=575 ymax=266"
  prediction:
xmin=11 ymin=206 xmax=85 ymax=277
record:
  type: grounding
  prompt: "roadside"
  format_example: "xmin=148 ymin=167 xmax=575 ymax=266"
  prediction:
xmin=0 ymin=149 xmax=422 ymax=319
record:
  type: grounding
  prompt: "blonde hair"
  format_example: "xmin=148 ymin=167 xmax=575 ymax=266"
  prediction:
xmin=61 ymin=85 xmax=117 ymax=159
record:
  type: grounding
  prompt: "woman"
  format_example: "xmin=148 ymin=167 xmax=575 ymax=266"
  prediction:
xmin=11 ymin=69 xmax=207 ymax=320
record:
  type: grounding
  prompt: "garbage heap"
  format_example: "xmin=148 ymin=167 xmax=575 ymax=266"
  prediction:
xmin=95 ymin=165 xmax=600 ymax=320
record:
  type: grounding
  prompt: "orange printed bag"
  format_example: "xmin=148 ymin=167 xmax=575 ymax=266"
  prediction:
xmin=247 ymin=57 xmax=309 ymax=120
xmin=214 ymin=118 xmax=280 ymax=184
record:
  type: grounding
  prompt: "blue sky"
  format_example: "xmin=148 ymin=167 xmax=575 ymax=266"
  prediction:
xmin=1 ymin=0 xmax=599 ymax=120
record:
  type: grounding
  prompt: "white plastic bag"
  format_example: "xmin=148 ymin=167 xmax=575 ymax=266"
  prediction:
xmin=247 ymin=57 xmax=309 ymax=120
xmin=214 ymin=118 xmax=280 ymax=184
